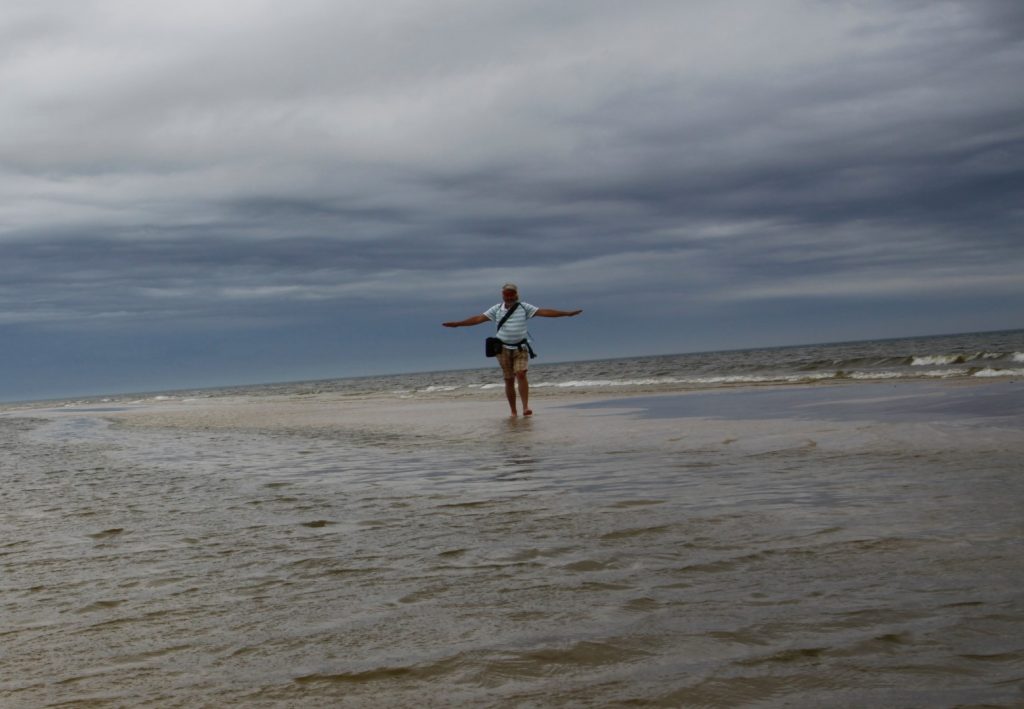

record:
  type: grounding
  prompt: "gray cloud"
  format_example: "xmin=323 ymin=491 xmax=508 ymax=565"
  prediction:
xmin=1 ymin=0 xmax=1022 ymax=397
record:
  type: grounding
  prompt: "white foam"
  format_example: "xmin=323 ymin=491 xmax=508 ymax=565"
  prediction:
xmin=849 ymin=371 xmax=904 ymax=380
xmin=685 ymin=375 xmax=779 ymax=385
xmin=974 ymin=368 xmax=1024 ymax=378
xmin=422 ymin=385 xmax=459 ymax=393
xmin=1012 ymin=352 xmax=1024 ymax=363
xmin=799 ymin=372 xmax=844 ymax=381
xmin=911 ymin=355 xmax=961 ymax=366
xmin=532 ymin=378 xmax=687 ymax=389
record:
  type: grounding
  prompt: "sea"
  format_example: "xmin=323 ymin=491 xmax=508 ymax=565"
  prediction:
xmin=1 ymin=329 xmax=1022 ymax=707
xmin=10 ymin=328 xmax=1023 ymax=408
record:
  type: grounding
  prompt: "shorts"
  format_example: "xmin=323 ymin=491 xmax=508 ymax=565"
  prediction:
xmin=497 ymin=345 xmax=530 ymax=378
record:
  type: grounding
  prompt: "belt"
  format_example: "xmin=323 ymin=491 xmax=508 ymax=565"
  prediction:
xmin=502 ymin=339 xmax=536 ymax=358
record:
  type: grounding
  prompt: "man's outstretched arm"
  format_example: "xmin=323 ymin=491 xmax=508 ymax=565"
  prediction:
xmin=442 ymin=314 xmax=490 ymax=328
xmin=534 ymin=308 xmax=583 ymax=318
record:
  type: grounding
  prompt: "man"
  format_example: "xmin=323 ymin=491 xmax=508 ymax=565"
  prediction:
xmin=443 ymin=283 xmax=583 ymax=417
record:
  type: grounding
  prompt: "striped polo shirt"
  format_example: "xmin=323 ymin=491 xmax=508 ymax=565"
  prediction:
xmin=484 ymin=301 xmax=538 ymax=345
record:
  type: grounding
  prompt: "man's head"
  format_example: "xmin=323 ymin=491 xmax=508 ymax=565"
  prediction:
xmin=501 ymin=283 xmax=519 ymax=303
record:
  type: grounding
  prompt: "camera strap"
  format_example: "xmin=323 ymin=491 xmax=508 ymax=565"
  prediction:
xmin=495 ymin=301 xmax=520 ymax=337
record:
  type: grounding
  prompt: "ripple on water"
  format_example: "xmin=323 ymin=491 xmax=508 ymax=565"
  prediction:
xmin=2 ymin=398 xmax=1023 ymax=707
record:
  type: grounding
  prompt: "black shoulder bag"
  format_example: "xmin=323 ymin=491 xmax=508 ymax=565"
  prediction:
xmin=485 ymin=302 xmax=519 ymax=357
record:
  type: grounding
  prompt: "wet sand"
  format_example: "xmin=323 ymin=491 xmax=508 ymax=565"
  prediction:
xmin=2 ymin=381 xmax=1023 ymax=707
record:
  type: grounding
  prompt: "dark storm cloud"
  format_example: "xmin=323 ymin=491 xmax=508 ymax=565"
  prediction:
xmin=1 ymin=0 xmax=1022 ymax=398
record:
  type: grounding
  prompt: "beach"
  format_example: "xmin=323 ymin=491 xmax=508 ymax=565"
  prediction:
xmin=6 ymin=0 xmax=1024 ymax=703
xmin=2 ymin=378 xmax=1022 ymax=707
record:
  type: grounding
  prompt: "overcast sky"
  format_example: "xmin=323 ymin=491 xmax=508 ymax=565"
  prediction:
xmin=2 ymin=0 xmax=1022 ymax=400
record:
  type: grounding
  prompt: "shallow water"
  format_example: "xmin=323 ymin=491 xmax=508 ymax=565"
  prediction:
xmin=2 ymin=383 xmax=1023 ymax=707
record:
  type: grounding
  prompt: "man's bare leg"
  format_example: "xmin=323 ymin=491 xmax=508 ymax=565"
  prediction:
xmin=517 ymin=372 xmax=532 ymax=416
xmin=504 ymin=378 xmax=518 ymax=416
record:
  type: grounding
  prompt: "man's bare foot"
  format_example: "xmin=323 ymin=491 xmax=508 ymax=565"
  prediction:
xmin=524 ymin=409 xmax=533 ymax=416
